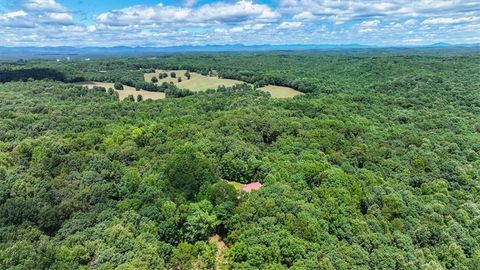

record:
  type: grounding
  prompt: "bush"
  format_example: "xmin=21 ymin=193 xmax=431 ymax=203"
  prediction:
xmin=114 ymin=82 xmax=124 ymax=90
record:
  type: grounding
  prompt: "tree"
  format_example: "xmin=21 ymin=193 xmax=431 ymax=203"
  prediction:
xmin=170 ymin=72 xmax=176 ymax=78
xmin=165 ymin=149 xmax=218 ymax=200
xmin=125 ymin=95 xmax=135 ymax=102
xmin=183 ymin=201 xmax=218 ymax=242
xmin=185 ymin=71 xmax=191 ymax=80
xmin=151 ymin=76 xmax=158 ymax=83
xmin=114 ymin=82 xmax=124 ymax=90
xmin=137 ymin=95 xmax=143 ymax=102
xmin=178 ymin=77 xmax=182 ymax=83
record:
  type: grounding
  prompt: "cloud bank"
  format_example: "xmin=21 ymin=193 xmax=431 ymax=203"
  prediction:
xmin=0 ymin=0 xmax=479 ymax=46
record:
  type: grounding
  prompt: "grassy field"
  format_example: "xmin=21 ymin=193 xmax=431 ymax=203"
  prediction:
xmin=144 ymin=70 xmax=245 ymax=92
xmin=258 ymin=85 xmax=304 ymax=98
xmin=80 ymin=82 xmax=166 ymax=101
xmin=226 ymin=180 xmax=245 ymax=191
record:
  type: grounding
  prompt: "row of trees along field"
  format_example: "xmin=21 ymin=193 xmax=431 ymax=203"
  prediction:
xmin=0 ymin=51 xmax=479 ymax=269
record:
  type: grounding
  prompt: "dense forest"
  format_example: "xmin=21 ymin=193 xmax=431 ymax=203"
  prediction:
xmin=0 ymin=51 xmax=480 ymax=269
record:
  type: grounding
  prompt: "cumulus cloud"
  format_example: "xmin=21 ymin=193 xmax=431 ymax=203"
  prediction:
xmin=0 ymin=10 xmax=34 ymax=28
xmin=43 ymin=12 xmax=74 ymax=25
xmin=278 ymin=21 xmax=303 ymax=29
xmin=0 ymin=0 xmax=479 ymax=46
xmin=0 ymin=0 xmax=73 ymax=28
xmin=96 ymin=0 xmax=279 ymax=26
xmin=24 ymin=0 xmax=67 ymax=12
xmin=279 ymin=0 xmax=480 ymax=22
xmin=293 ymin=11 xmax=316 ymax=21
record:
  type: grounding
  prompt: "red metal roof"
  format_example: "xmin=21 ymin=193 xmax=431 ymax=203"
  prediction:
xmin=242 ymin=182 xmax=262 ymax=192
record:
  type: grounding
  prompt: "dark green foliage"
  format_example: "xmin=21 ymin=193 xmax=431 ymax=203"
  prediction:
xmin=125 ymin=94 xmax=135 ymax=102
xmin=0 ymin=68 xmax=67 ymax=82
xmin=0 ymin=51 xmax=479 ymax=269
xmin=165 ymin=148 xmax=218 ymax=200
xmin=114 ymin=82 xmax=123 ymax=90
xmin=151 ymin=76 xmax=158 ymax=83
xmin=165 ymin=87 xmax=195 ymax=98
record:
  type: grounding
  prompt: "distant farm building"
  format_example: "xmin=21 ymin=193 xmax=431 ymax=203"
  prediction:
xmin=241 ymin=182 xmax=262 ymax=193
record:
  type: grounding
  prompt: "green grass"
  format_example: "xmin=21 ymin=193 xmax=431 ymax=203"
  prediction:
xmin=145 ymin=70 xmax=245 ymax=92
xmin=226 ymin=180 xmax=244 ymax=190
xmin=258 ymin=85 xmax=304 ymax=98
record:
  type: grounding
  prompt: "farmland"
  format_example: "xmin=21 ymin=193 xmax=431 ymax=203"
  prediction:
xmin=81 ymin=69 xmax=304 ymax=99
xmin=145 ymin=69 xmax=246 ymax=92
xmin=80 ymin=81 xmax=166 ymax=100
xmin=258 ymin=85 xmax=304 ymax=98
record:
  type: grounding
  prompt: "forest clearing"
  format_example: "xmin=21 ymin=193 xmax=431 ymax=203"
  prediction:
xmin=80 ymin=81 xmax=166 ymax=100
xmin=144 ymin=69 xmax=245 ymax=92
xmin=81 ymin=69 xmax=303 ymax=101
xmin=258 ymin=85 xmax=304 ymax=98
xmin=145 ymin=69 xmax=303 ymax=97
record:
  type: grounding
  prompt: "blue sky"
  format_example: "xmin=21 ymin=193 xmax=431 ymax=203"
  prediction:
xmin=0 ymin=0 xmax=479 ymax=47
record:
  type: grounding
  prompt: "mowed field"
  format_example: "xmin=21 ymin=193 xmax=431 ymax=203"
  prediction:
xmin=258 ymin=85 xmax=304 ymax=98
xmin=144 ymin=70 xmax=245 ymax=92
xmin=80 ymin=82 xmax=166 ymax=101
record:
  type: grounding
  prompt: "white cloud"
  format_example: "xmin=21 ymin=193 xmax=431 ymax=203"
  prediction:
xmin=230 ymin=26 xmax=245 ymax=33
xmin=404 ymin=19 xmax=417 ymax=26
xmin=0 ymin=0 xmax=74 ymax=28
xmin=24 ymin=0 xmax=66 ymax=12
xmin=44 ymin=12 xmax=74 ymax=24
xmin=293 ymin=11 xmax=316 ymax=21
xmin=361 ymin=20 xmax=381 ymax=27
xmin=0 ymin=10 xmax=33 ymax=28
xmin=278 ymin=21 xmax=303 ymax=29
xmin=422 ymin=16 xmax=480 ymax=25
xmin=0 ymin=0 xmax=479 ymax=46
xmin=279 ymin=0 xmax=480 ymax=22
xmin=96 ymin=0 xmax=279 ymax=26
xmin=4 ymin=10 xmax=28 ymax=19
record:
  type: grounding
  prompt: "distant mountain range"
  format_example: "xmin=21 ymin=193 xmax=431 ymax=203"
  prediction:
xmin=0 ymin=43 xmax=479 ymax=60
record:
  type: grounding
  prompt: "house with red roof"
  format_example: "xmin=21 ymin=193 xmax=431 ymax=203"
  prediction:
xmin=241 ymin=182 xmax=262 ymax=193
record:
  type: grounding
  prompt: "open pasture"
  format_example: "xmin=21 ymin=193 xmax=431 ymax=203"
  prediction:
xmin=80 ymin=81 xmax=166 ymax=101
xmin=145 ymin=69 xmax=245 ymax=92
xmin=258 ymin=85 xmax=304 ymax=98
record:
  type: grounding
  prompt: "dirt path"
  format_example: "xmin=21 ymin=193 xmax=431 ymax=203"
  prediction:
xmin=209 ymin=234 xmax=227 ymax=270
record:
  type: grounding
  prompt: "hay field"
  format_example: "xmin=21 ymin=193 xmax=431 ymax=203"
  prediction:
xmin=258 ymin=85 xmax=304 ymax=98
xmin=145 ymin=70 xmax=245 ymax=92
xmin=80 ymin=82 xmax=166 ymax=101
